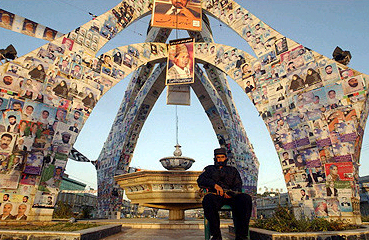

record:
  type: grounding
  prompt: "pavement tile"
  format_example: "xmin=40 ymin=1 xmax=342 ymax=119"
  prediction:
xmin=102 ymin=228 xmax=234 ymax=240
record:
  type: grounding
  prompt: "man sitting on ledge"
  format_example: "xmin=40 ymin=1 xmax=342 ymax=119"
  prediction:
xmin=197 ymin=148 xmax=252 ymax=240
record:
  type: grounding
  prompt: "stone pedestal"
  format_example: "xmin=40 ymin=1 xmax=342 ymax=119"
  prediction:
xmin=28 ymin=208 xmax=54 ymax=221
xmin=169 ymin=209 xmax=185 ymax=221
xmin=114 ymin=170 xmax=203 ymax=221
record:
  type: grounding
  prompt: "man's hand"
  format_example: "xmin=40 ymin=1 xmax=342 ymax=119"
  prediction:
xmin=214 ymin=184 xmax=224 ymax=196
xmin=224 ymin=193 xmax=231 ymax=199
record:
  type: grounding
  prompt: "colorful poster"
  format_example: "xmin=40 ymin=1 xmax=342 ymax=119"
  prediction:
xmin=32 ymin=191 xmax=56 ymax=208
xmin=166 ymin=38 xmax=195 ymax=85
xmin=324 ymin=162 xmax=354 ymax=182
xmin=151 ymin=0 xmax=202 ymax=31
xmin=0 ymin=201 xmax=31 ymax=220
xmin=24 ymin=152 xmax=43 ymax=175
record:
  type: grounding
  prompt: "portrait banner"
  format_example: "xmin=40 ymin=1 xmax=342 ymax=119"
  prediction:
xmin=151 ymin=0 xmax=202 ymax=31
xmin=166 ymin=38 xmax=194 ymax=85
xmin=324 ymin=162 xmax=354 ymax=182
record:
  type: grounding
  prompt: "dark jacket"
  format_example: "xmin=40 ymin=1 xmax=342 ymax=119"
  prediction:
xmin=197 ymin=165 xmax=242 ymax=193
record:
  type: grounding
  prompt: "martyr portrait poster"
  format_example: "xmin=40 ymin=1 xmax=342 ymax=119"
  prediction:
xmin=151 ymin=0 xmax=202 ymax=31
xmin=166 ymin=38 xmax=195 ymax=85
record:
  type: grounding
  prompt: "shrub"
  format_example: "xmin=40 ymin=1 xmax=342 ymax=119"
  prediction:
xmin=52 ymin=201 xmax=74 ymax=219
xmin=79 ymin=206 xmax=93 ymax=219
xmin=2 ymin=223 xmax=99 ymax=231
xmin=252 ymin=206 xmax=358 ymax=232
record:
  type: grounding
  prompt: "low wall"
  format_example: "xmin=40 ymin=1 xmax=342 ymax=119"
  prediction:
xmin=0 ymin=224 xmax=121 ymax=240
xmin=229 ymin=225 xmax=369 ymax=240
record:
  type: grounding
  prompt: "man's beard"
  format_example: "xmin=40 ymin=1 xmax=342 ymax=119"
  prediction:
xmin=215 ymin=161 xmax=228 ymax=167
xmin=1 ymin=143 xmax=8 ymax=149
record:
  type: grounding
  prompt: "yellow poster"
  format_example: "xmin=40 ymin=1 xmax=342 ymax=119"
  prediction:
xmin=166 ymin=38 xmax=195 ymax=85
xmin=151 ymin=0 xmax=202 ymax=31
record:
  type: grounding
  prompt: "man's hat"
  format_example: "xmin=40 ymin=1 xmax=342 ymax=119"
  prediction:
xmin=214 ymin=148 xmax=227 ymax=156
xmin=61 ymin=132 xmax=71 ymax=136
xmin=169 ymin=44 xmax=189 ymax=61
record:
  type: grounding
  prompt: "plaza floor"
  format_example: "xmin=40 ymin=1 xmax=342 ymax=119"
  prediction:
xmin=85 ymin=218 xmax=235 ymax=240
xmin=101 ymin=228 xmax=235 ymax=240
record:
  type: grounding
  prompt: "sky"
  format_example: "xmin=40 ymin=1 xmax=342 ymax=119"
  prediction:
xmin=0 ymin=0 xmax=368 ymax=192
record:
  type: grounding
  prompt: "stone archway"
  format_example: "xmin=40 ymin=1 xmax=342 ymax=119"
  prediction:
xmin=95 ymin=40 xmax=260 ymax=216
xmin=0 ymin=0 xmax=367 ymax=223
xmin=95 ymin=14 xmax=260 ymax=216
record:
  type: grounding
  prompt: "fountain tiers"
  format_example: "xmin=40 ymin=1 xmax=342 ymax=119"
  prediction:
xmin=114 ymin=170 xmax=203 ymax=220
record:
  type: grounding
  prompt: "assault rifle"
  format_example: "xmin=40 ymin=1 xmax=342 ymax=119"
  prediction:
xmin=201 ymin=188 xmax=243 ymax=198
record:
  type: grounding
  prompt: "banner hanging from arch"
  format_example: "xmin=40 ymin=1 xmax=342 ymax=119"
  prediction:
xmin=151 ymin=0 xmax=202 ymax=31
xmin=166 ymin=37 xmax=195 ymax=85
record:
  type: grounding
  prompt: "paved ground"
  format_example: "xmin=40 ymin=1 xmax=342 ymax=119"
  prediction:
xmin=85 ymin=218 xmax=235 ymax=240
xmin=102 ymin=228 xmax=235 ymax=240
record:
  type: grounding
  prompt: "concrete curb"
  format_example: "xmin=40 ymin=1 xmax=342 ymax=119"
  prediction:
xmin=0 ymin=224 xmax=122 ymax=240
xmin=229 ymin=224 xmax=369 ymax=240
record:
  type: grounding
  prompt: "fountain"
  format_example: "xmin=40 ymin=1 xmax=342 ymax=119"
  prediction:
xmin=114 ymin=144 xmax=202 ymax=220
xmin=159 ymin=144 xmax=195 ymax=170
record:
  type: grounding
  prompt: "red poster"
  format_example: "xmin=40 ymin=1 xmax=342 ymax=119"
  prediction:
xmin=324 ymin=162 xmax=353 ymax=181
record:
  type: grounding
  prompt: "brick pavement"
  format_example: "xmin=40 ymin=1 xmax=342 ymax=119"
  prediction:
xmin=101 ymin=227 xmax=235 ymax=240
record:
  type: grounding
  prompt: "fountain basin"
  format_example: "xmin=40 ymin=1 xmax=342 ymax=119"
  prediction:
xmin=114 ymin=170 xmax=203 ymax=220
xmin=159 ymin=156 xmax=195 ymax=170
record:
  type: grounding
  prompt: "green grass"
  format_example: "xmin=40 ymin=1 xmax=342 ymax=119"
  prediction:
xmin=0 ymin=222 xmax=100 ymax=231
xmin=252 ymin=206 xmax=359 ymax=232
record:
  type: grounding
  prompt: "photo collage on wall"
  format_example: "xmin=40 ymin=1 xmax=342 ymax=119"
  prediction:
xmin=0 ymin=9 xmax=62 ymax=41
xmin=0 ymin=0 xmax=166 ymax=219
xmin=96 ymin=62 xmax=168 ymax=213
xmin=1 ymin=0 xmax=367 ymax=220
xmin=194 ymin=63 xmax=259 ymax=193
xmin=202 ymin=0 xmax=368 ymax=218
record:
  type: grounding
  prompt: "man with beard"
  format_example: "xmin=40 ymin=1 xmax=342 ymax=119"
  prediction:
xmin=68 ymin=110 xmax=82 ymax=127
xmin=0 ymin=203 xmax=15 ymax=220
xmin=197 ymin=148 xmax=252 ymax=240
xmin=2 ymin=75 xmax=13 ymax=86
xmin=323 ymin=64 xmax=339 ymax=81
xmin=2 ymin=194 xmax=10 ymax=203
xmin=0 ymin=133 xmax=13 ymax=153
xmin=343 ymin=77 xmax=364 ymax=95
xmin=55 ymin=132 xmax=72 ymax=154
xmin=157 ymin=0 xmax=200 ymax=18
xmin=6 ymin=115 xmax=18 ymax=132
xmin=11 ymin=101 xmax=22 ymax=111
xmin=14 ymin=203 xmax=27 ymax=220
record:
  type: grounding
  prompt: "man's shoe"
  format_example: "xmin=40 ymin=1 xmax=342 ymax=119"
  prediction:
xmin=210 ymin=236 xmax=222 ymax=240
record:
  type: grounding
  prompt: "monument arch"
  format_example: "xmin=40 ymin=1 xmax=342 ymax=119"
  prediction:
xmin=0 ymin=0 xmax=367 ymax=224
